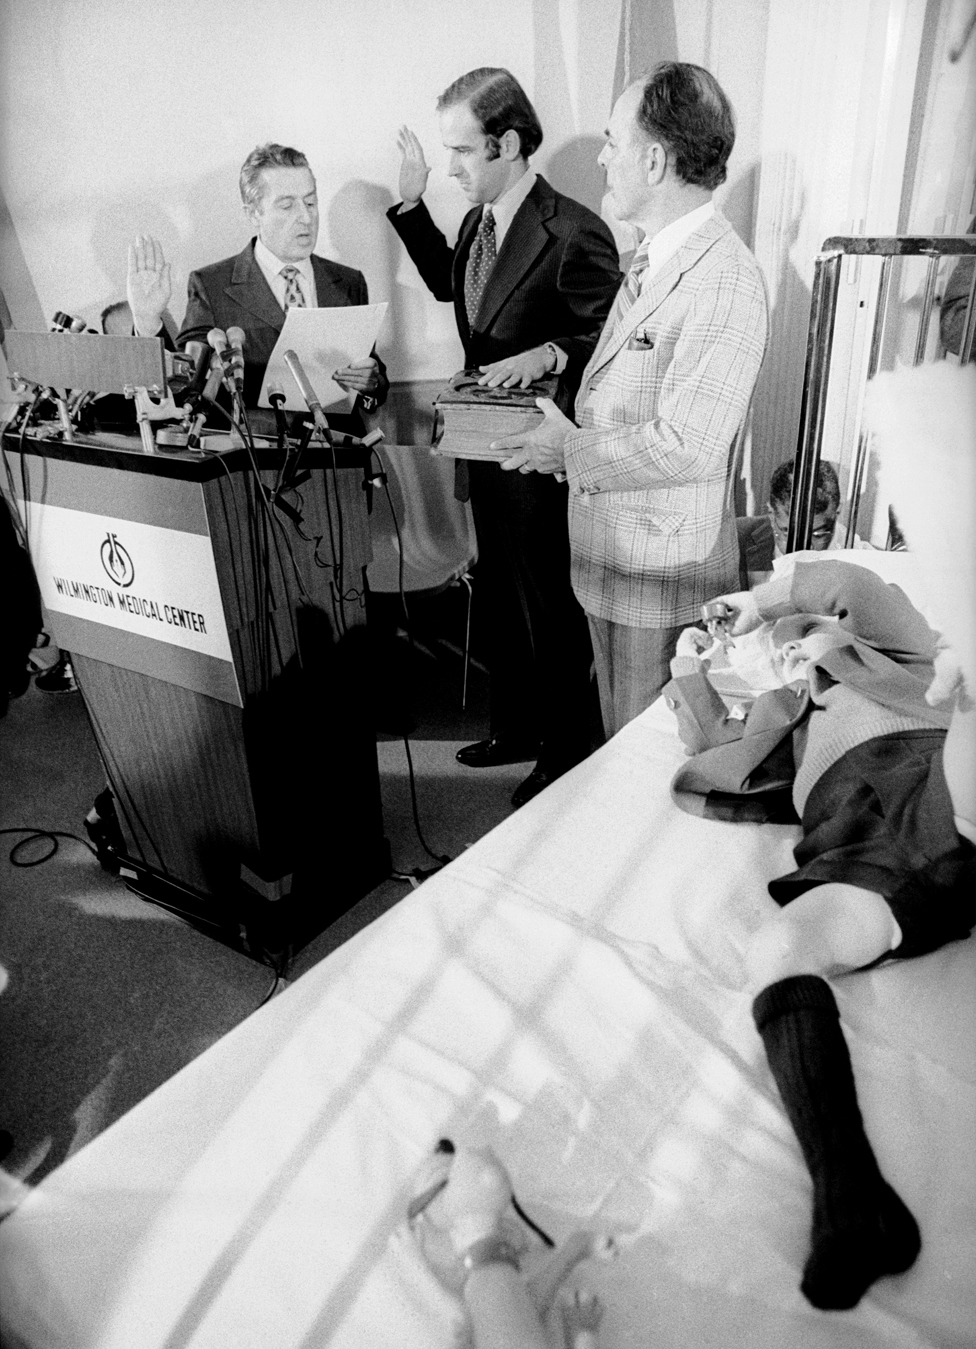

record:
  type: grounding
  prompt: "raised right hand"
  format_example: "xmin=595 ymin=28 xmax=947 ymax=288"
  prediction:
xmin=396 ymin=125 xmax=431 ymax=205
xmin=127 ymin=234 xmax=171 ymax=336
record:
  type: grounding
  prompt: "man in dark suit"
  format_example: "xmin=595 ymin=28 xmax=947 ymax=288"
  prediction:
xmin=127 ymin=143 xmax=387 ymax=436
xmin=388 ymin=68 xmax=621 ymax=806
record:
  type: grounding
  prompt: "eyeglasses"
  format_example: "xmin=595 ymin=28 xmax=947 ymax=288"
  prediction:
xmin=768 ymin=512 xmax=835 ymax=542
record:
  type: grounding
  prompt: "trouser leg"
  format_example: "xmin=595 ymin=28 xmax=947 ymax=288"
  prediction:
xmin=586 ymin=616 xmax=682 ymax=740
xmin=468 ymin=465 xmax=592 ymax=764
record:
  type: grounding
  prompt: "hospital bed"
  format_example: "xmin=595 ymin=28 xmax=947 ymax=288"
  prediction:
xmin=1 ymin=541 xmax=972 ymax=1348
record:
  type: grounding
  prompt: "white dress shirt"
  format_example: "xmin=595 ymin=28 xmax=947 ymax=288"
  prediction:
xmin=635 ymin=200 xmax=715 ymax=293
xmin=253 ymin=238 xmax=318 ymax=309
xmin=482 ymin=168 xmax=537 ymax=250
xmin=478 ymin=168 xmax=567 ymax=373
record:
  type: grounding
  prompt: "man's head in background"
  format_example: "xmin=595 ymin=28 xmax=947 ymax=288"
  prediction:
xmin=768 ymin=459 xmax=841 ymax=554
xmin=239 ymin=144 xmax=319 ymax=263
xmin=436 ymin=68 xmax=542 ymax=205
xmin=100 ymin=300 xmax=133 ymax=336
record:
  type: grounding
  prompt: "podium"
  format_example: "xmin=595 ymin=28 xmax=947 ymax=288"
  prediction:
xmin=2 ymin=427 xmax=390 ymax=954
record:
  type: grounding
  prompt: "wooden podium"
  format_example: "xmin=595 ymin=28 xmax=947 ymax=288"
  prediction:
xmin=3 ymin=428 xmax=390 ymax=954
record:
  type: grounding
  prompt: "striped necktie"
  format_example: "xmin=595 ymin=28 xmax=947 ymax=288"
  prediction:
xmin=619 ymin=244 xmax=650 ymax=311
xmin=464 ymin=206 xmax=497 ymax=328
xmin=281 ymin=265 xmax=306 ymax=310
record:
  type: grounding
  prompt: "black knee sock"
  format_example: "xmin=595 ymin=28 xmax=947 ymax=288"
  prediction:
xmin=752 ymin=974 xmax=921 ymax=1310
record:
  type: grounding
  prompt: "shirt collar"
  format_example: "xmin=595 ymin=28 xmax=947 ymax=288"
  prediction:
xmin=637 ymin=199 xmax=715 ymax=272
xmin=253 ymin=237 xmax=315 ymax=287
xmin=484 ymin=168 xmax=537 ymax=239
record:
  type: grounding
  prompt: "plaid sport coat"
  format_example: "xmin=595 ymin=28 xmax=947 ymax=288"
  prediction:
xmin=565 ymin=212 xmax=768 ymax=627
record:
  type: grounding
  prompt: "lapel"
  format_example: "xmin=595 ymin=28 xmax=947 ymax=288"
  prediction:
xmin=474 ymin=175 xmax=555 ymax=332
xmin=588 ymin=213 xmax=732 ymax=377
xmin=225 ymin=241 xmax=286 ymax=332
xmin=224 ymin=245 xmax=351 ymax=332
xmin=312 ymin=255 xmax=354 ymax=308
xmin=674 ymin=684 xmax=808 ymax=797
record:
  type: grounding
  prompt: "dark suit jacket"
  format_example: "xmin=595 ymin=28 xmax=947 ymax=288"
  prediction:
xmin=177 ymin=240 xmax=388 ymax=433
xmin=386 ymin=175 xmax=620 ymax=411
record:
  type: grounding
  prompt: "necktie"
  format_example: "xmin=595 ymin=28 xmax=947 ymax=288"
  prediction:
xmin=281 ymin=265 xmax=306 ymax=310
xmin=619 ymin=244 xmax=650 ymax=311
xmin=464 ymin=207 xmax=496 ymax=328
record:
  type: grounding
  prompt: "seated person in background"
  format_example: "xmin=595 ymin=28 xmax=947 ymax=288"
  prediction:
xmin=939 ymin=214 xmax=975 ymax=361
xmin=100 ymin=299 xmax=134 ymax=336
xmin=663 ymin=556 xmax=975 ymax=1311
xmin=736 ymin=459 xmax=867 ymax=587
xmin=127 ymin=143 xmax=388 ymax=437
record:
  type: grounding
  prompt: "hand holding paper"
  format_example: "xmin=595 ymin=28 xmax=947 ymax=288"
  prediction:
xmin=260 ymin=303 xmax=388 ymax=412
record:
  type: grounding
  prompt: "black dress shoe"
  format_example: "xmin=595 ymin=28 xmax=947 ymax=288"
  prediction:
xmin=511 ymin=766 xmax=558 ymax=807
xmin=456 ymin=735 xmax=540 ymax=768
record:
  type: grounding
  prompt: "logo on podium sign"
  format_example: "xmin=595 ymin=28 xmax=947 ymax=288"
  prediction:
xmin=100 ymin=532 xmax=135 ymax=588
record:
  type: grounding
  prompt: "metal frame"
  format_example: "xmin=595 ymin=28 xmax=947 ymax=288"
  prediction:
xmin=788 ymin=236 xmax=976 ymax=553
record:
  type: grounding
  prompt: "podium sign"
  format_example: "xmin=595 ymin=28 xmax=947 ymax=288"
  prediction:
xmin=21 ymin=500 xmax=235 ymax=664
xmin=7 ymin=448 xmax=242 ymax=706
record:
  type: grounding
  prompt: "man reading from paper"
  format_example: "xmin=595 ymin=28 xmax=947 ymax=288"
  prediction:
xmin=127 ymin=143 xmax=387 ymax=436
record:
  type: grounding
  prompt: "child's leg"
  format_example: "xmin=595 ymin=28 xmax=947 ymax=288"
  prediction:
xmin=745 ymin=887 xmax=919 ymax=1310
xmin=745 ymin=882 xmax=899 ymax=988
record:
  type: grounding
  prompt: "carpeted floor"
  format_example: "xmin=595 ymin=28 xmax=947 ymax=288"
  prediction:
xmin=0 ymin=586 xmax=551 ymax=1192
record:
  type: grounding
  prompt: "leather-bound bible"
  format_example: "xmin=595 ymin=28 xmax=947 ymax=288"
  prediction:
xmin=431 ymin=369 xmax=559 ymax=460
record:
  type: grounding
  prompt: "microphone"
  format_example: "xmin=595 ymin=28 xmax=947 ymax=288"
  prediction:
xmin=267 ymin=380 xmax=289 ymax=450
xmin=186 ymin=358 xmax=225 ymax=450
xmin=51 ymin=312 xmax=88 ymax=334
xmin=176 ymin=343 xmax=213 ymax=409
xmin=206 ymin=327 xmax=240 ymax=398
xmin=283 ymin=349 xmax=330 ymax=435
xmin=225 ymin=326 xmax=246 ymax=392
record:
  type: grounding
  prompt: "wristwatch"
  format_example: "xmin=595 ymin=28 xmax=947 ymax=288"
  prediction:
xmin=543 ymin=342 xmax=560 ymax=373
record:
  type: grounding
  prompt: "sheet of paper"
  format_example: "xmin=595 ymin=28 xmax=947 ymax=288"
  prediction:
xmin=259 ymin=302 xmax=388 ymax=412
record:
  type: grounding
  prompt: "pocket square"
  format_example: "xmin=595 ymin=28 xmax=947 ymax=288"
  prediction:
xmin=627 ymin=327 xmax=655 ymax=350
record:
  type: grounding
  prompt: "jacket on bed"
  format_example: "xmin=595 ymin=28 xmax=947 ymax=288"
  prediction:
xmin=663 ymin=560 xmax=951 ymax=821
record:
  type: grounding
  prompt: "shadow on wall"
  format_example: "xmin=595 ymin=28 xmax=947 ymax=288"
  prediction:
xmin=749 ymin=161 xmax=811 ymax=511
xmin=328 ymin=177 xmax=455 ymax=384
xmin=543 ymin=136 xmax=606 ymax=219
xmin=87 ymin=195 xmax=180 ymax=333
xmin=86 ymin=160 xmax=248 ymax=333
xmin=722 ymin=161 xmax=760 ymax=255
xmin=0 ymin=187 xmax=45 ymax=331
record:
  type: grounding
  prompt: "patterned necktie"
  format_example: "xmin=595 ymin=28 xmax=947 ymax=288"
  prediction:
xmin=464 ymin=206 xmax=497 ymax=328
xmin=619 ymin=244 xmax=650 ymax=312
xmin=281 ymin=265 xmax=306 ymax=310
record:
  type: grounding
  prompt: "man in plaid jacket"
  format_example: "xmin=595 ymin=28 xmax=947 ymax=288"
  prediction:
xmin=496 ymin=63 xmax=768 ymax=738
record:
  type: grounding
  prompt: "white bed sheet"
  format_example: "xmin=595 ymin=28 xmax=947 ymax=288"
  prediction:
xmin=1 ymin=697 xmax=973 ymax=1349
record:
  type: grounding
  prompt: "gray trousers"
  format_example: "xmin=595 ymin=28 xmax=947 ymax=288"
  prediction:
xmin=587 ymin=616 xmax=683 ymax=740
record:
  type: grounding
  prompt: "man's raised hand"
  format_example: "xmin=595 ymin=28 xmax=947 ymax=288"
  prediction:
xmin=397 ymin=126 xmax=431 ymax=207
xmin=127 ymin=235 xmax=171 ymax=337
